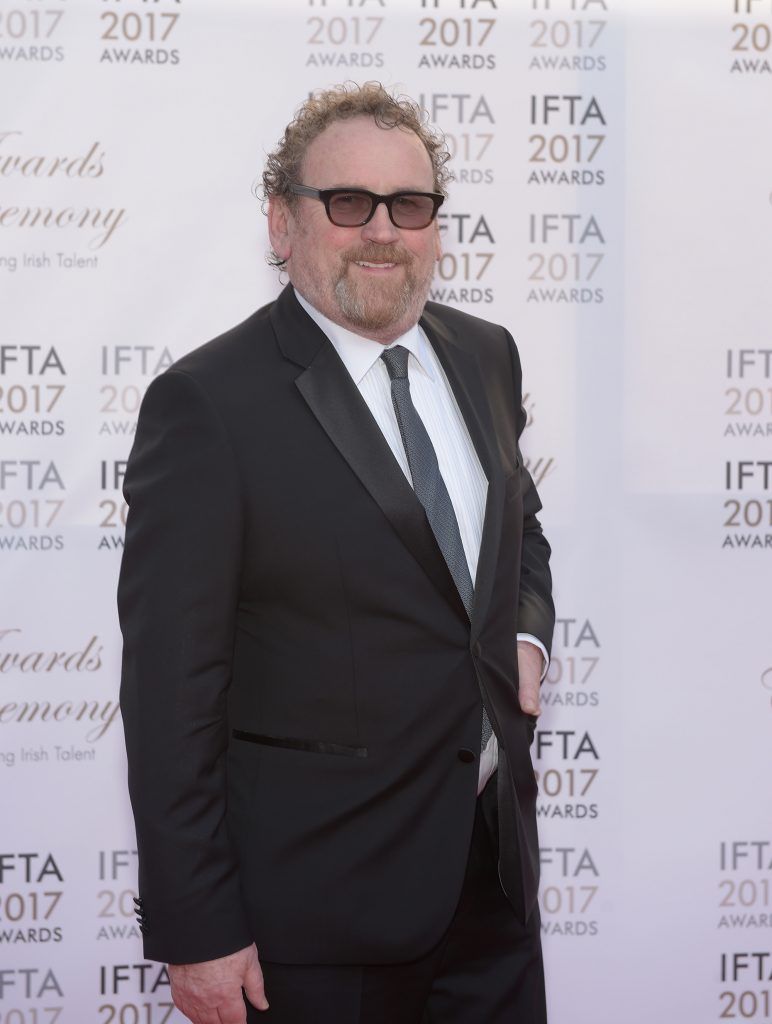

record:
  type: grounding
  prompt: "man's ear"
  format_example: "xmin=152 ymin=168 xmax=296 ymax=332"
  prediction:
xmin=268 ymin=197 xmax=292 ymax=263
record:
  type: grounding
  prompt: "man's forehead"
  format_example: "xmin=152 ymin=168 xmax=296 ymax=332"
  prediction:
xmin=303 ymin=118 xmax=432 ymax=177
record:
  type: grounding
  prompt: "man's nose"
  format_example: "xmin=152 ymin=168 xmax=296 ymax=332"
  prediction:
xmin=361 ymin=201 xmax=401 ymax=244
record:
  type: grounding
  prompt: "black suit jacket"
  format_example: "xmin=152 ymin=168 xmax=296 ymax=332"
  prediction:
xmin=118 ymin=285 xmax=554 ymax=966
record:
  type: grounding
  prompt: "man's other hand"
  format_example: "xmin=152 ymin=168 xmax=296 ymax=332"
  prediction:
xmin=169 ymin=943 xmax=268 ymax=1024
xmin=517 ymin=639 xmax=544 ymax=718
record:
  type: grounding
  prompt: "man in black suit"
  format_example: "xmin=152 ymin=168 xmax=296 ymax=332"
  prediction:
xmin=119 ymin=82 xmax=554 ymax=1024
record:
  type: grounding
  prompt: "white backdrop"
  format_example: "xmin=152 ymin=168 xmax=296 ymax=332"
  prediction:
xmin=2 ymin=1 xmax=771 ymax=1021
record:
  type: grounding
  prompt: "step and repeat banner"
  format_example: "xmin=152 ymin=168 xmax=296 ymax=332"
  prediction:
xmin=2 ymin=0 xmax=770 ymax=1021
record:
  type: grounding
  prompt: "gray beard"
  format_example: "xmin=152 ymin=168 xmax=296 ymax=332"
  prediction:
xmin=333 ymin=263 xmax=433 ymax=334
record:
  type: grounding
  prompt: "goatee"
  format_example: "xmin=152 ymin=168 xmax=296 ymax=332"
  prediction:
xmin=334 ymin=245 xmax=433 ymax=333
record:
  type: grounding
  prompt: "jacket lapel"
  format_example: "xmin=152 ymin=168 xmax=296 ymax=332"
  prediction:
xmin=419 ymin=308 xmax=507 ymax=645
xmin=270 ymin=286 xmax=468 ymax=625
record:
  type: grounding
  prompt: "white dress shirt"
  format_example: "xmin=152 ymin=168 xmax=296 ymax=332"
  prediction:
xmin=295 ymin=289 xmax=546 ymax=794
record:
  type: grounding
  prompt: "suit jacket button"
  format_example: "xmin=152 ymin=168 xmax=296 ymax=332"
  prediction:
xmin=457 ymin=748 xmax=476 ymax=763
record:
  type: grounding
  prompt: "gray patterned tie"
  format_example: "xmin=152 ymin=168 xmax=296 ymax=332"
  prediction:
xmin=381 ymin=344 xmax=492 ymax=748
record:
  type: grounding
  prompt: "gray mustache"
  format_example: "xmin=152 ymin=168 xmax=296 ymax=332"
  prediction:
xmin=344 ymin=247 xmax=411 ymax=266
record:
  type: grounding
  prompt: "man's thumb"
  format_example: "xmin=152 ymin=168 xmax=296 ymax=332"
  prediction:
xmin=243 ymin=954 xmax=269 ymax=1012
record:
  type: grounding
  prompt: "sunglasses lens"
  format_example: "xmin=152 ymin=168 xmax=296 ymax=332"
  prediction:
xmin=326 ymin=191 xmax=438 ymax=228
xmin=391 ymin=195 xmax=436 ymax=228
xmin=328 ymin=192 xmax=374 ymax=226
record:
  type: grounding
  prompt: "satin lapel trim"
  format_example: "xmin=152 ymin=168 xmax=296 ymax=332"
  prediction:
xmin=293 ymin=338 xmax=468 ymax=625
xmin=420 ymin=310 xmax=505 ymax=644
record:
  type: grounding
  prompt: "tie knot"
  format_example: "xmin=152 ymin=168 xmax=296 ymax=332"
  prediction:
xmin=380 ymin=344 xmax=410 ymax=381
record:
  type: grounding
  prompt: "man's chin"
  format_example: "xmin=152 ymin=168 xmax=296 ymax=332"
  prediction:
xmin=336 ymin=281 xmax=412 ymax=334
xmin=347 ymin=308 xmax=400 ymax=334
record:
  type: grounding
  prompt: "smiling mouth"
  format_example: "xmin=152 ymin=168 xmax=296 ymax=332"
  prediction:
xmin=355 ymin=260 xmax=397 ymax=269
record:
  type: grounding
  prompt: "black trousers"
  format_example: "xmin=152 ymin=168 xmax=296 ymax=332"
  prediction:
xmin=245 ymin=779 xmax=546 ymax=1023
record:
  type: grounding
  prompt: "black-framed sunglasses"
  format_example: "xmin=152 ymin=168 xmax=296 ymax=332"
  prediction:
xmin=288 ymin=184 xmax=444 ymax=230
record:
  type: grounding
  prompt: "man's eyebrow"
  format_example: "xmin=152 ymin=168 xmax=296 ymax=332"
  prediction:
xmin=323 ymin=184 xmax=433 ymax=193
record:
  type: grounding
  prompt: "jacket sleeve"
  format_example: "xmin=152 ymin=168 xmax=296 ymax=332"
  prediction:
xmin=505 ymin=330 xmax=556 ymax=657
xmin=118 ymin=368 xmax=253 ymax=964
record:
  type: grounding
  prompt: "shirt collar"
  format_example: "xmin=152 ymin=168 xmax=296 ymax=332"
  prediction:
xmin=294 ymin=287 xmax=435 ymax=386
